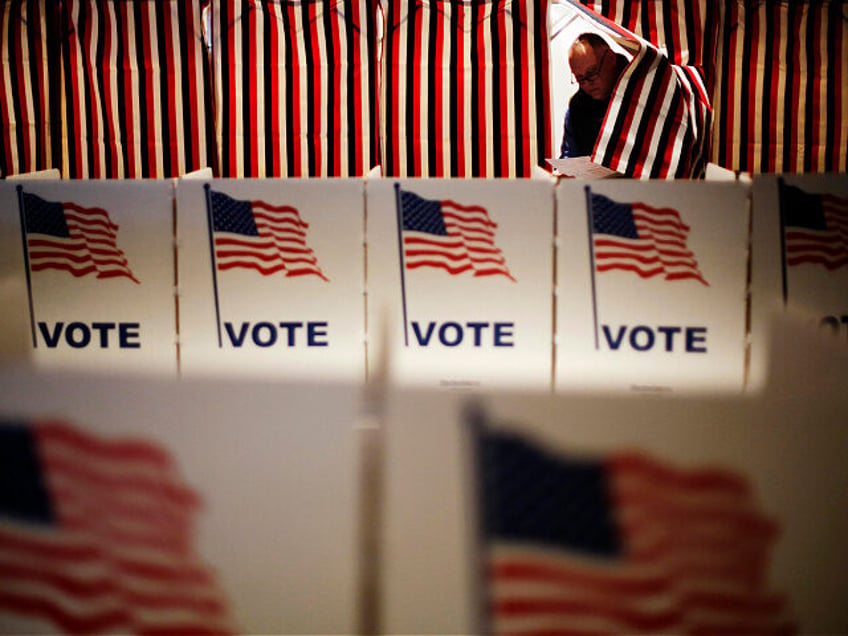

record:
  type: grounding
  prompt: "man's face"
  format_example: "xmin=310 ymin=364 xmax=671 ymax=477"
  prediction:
xmin=569 ymin=42 xmax=617 ymax=101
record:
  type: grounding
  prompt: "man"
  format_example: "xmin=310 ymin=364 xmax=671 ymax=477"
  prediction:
xmin=559 ymin=32 xmax=628 ymax=158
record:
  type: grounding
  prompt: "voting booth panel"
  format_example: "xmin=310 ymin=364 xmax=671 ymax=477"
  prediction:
xmin=555 ymin=180 xmax=749 ymax=392
xmin=381 ymin=382 xmax=848 ymax=634
xmin=0 ymin=181 xmax=177 ymax=374
xmin=748 ymin=175 xmax=848 ymax=391
xmin=366 ymin=178 xmax=555 ymax=390
xmin=0 ymin=368 xmax=360 ymax=635
xmin=176 ymin=179 xmax=366 ymax=381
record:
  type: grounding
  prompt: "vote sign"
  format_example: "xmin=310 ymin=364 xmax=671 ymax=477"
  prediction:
xmin=556 ymin=181 xmax=750 ymax=392
xmin=176 ymin=179 xmax=366 ymax=381
xmin=366 ymin=178 xmax=554 ymax=389
xmin=0 ymin=181 xmax=177 ymax=373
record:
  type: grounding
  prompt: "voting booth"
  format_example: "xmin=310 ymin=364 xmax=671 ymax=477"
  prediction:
xmin=1 ymin=1 xmax=847 ymax=633
xmin=0 ymin=181 xmax=177 ymax=374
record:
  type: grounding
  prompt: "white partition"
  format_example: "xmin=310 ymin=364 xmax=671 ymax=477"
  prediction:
xmin=366 ymin=178 xmax=555 ymax=389
xmin=176 ymin=179 xmax=366 ymax=381
xmin=555 ymin=181 xmax=749 ymax=392
xmin=0 ymin=367 xmax=359 ymax=635
xmin=0 ymin=181 xmax=177 ymax=373
xmin=749 ymin=174 xmax=848 ymax=392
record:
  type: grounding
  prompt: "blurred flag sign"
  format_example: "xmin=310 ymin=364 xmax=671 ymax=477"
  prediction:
xmin=0 ymin=182 xmax=177 ymax=373
xmin=366 ymin=179 xmax=554 ymax=390
xmin=176 ymin=179 xmax=365 ymax=381
xmin=0 ymin=419 xmax=233 ymax=634
xmin=748 ymin=175 xmax=848 ymax=392
xmin=555 ymin=181 xmax=749 ymax=392
xmin=471 ymin=417 xmax=795 ymax=635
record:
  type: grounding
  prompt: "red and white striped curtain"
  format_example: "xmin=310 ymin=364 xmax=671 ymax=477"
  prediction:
xmin=211 ymin=0 xmax=380 ymax=177
xmin=60 ymin=0 xmax=212 ymax=178
xmin=380 ymin=0 xmax=551 ymax=178
xmin=711 ymin=0 xmax=848 ymax=174
xmin=0 ymin=0 xmax=60 ymax=178
xmin=577 ymin=0 xmax=718 ymax=70
xmin=564 ymin=1 xmax=711 ymax=178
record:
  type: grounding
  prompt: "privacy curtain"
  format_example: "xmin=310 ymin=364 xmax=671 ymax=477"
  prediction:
xmin=380 ymin=0 xmax=552 ymax=178
xmin=0 ymin=0 xmax=61 ymax=178
xmin=565 ymin=1 xmax=711 ymax=178
xmin=211 ymin=0 xmax=380 ymax=177
xmin=59 ymin=0 xmax=212 ymax=178
xmin=711 ymin=0 xmax=848 ymax=174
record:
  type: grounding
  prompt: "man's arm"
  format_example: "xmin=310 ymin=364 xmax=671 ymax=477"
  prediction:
xmin=559 ymin=108 xmax=579 ymax=158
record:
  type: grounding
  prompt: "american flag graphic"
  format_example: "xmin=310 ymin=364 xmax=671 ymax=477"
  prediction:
xmin=380 ymin=0 xmax=551 ymax=178
xmin=212 ymin=0 xmax=380 ymax=177
xmin=590 ymin=192 xmax=707 ymax=285
xmin=0 ymin=419 xmax=233 ymax=634
xmin=781 ymin=183 xmax=848 ymax=271
xmin=398 ymin=188 xmax=515 ymax=281
xmin=474 ymin=424 xmax=795 ymax=635
xmin=21 ymin=192 xmax=139 ymax=284
xmin=209 ymin=189 xmax=328 ymax=280
xmin=59 ymin=0 xmax=212 ymax=178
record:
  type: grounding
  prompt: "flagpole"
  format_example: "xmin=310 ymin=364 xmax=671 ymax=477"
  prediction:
xmin=777 ymin=177 xmax=789 ymax=306
xmin=203 ymin=184 xmax=224 ymax=348
xmin=15 ymin=186 xmax=38 ymax=348
xmin=393 ymin=183 xmax=410 ymax=347
xmin=464 ymin=400 xmax=493 ymax=636
xmin=584 ymin=186 xmax=600 ymax=350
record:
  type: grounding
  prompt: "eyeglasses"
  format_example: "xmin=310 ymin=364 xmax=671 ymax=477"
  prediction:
xmin=572 ymin=48 xmax=608 ymax=85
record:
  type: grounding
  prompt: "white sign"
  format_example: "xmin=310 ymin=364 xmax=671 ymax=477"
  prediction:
xmin=366 ymin=178 xmax=554 ymax=389
xmin=0 ymin=181 xmax=177 ymax=373
xmin=556 ymin=180 xmax=750 ymax=392
xmin=177 ymin=179 xmax=366 ymax=381
xmin=749 ymin=174 xmax=848 ymax=391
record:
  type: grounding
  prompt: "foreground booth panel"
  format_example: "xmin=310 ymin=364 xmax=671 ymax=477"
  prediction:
xmin=748 ymin=174 xmax=848 ymax=391
xmin=366 ymin=178 xmax=555 ymax=389
xmin=0 ymin=368 xmax=360 ymax=634
xmin=0 ymin=181 xmax=177 ymax=374
xmin=381 ymin=375 xmax=848 ymax=634
xmin=176 ymin=178 xmax=366 ymax=381
xmin=555 ymin=180 xmax=749 ymax=393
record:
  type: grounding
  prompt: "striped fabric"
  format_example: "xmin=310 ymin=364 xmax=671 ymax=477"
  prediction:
xmin=60 ymin=0 xmax=212 ymax=178
xmin=0 ymin=0 xmax=61 ymax=178
xmin=576 ymin=0 xmax=719 ymax=72
xmin=711 ymin=0 xmax=848 ymax=174
xmin=566 ymin=1 xmax=711 ymax=178
xmin=212 ymin=0 xmax=380 ymax=178
xmin=380 ymin=0 xmax=551 ymax=178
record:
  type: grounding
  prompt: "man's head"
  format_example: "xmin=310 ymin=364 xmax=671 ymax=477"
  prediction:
xmin=568 ymin=33 xmax=619 ymax=101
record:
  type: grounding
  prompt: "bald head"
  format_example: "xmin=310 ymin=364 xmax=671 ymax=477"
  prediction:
xmin=568 ymin=33 xmax=619 ymax=101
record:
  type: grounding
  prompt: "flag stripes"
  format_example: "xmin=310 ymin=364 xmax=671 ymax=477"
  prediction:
xmin=475 ymin=425 xmax=794 ymax=635
xmin=782 ymin=184 xmax=848 ymax=271
xmin=210 ymin=189 xmax=328 ymax=279
xmin=0 ymin=0 xmax=60 ymax=178
xmin=213 ymin=0 xmax=379 ymax=178
xmin=381 ymin=0 xmax=551 ymax=178
xmin=22 ymin=192 xmax=139 ymax=283
xmin=0 ymin=420 xmax=233 ymax=635
xmin=711 ymin=0 xmax=848 ymax=174
xmin=590 ymin=192 xmax=707 ymax=285
xmin=59 ymin=0 xmax=211 ymax=179
xmin=399 ymin=188 xmax=515 ymax=280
